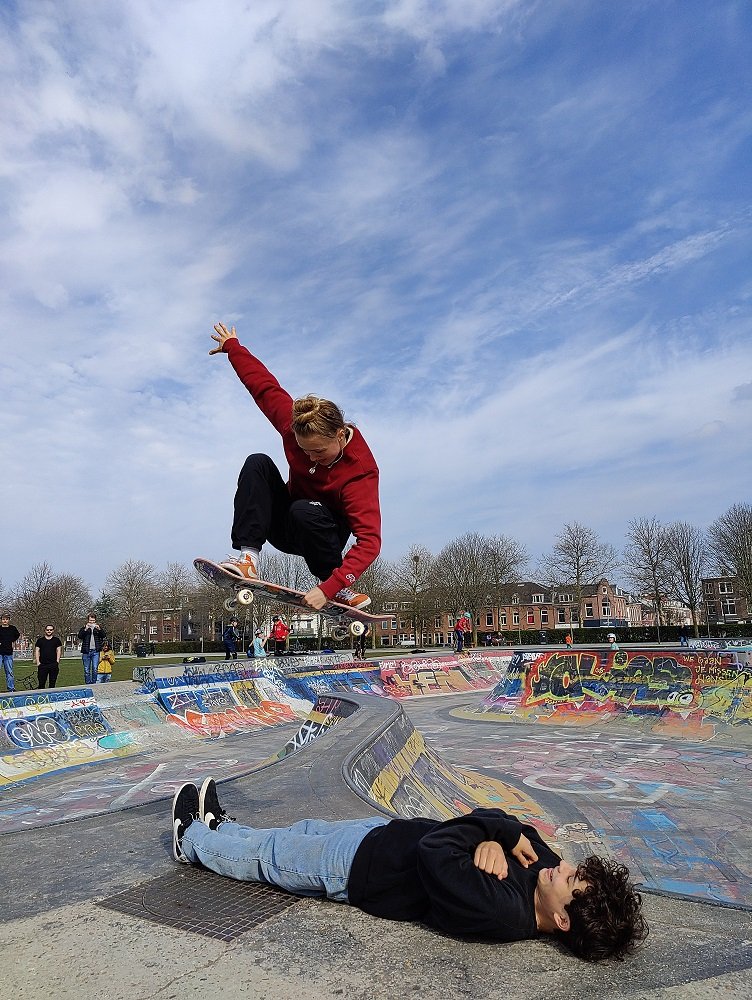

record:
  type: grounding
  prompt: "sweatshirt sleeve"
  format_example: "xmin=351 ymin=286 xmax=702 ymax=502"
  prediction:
xmin=319 ymin=468 xmax=381 ymax=599
xmin=224 ymin=337 xmax=293 ymax=434
xmin=415 ymin=810 xmax=542 ymax=940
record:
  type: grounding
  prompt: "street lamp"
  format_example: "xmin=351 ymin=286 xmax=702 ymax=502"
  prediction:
xmin=412 ymin=553 xmax=420 ymax=647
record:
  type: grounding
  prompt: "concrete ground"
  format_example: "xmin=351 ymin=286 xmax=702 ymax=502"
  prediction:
xmin=2 ymin=690 xmax=751 ymax=1000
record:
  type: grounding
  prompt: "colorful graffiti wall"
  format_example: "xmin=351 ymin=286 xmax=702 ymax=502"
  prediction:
xmin=140 ymin=665 xmax=304 ymax=737
xmin=476 ymin=647 xmax=752 ymax=739
xmin=0 ymin=689 xmax=141 ymax=785
xmin=279 ymin=654 xmax=507 ymax=702
xmin=348 ymin=708 xmax=551 ymax=831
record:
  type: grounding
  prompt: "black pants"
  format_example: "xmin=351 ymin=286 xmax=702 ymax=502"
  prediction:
xmin=38 ymin=664 xmax=59 ymax=688
xmin=232 ymin=454 xmax=350 ymax=581
xmin=223 ymin=644 xmax=238 ymax=660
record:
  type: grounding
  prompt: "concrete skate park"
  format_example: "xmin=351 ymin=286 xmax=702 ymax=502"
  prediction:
xmin=2 ymin=643 xmax=751 ymax=1000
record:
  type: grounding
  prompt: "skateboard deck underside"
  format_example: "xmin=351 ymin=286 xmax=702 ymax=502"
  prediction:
xmin=193 ymin=558 xmax=379 ymax=626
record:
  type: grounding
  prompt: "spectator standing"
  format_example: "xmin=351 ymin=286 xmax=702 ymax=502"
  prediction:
xmin=0 ymin=612 xmax=20 ymax=692
xmin=454 ymin=612 xmax=472 ymax=654
xmin=252 ymin=629 xmax=268 ymax=658
xmin=78 ymin=613 xmax=106 ymax=685
xmin=679 ymin=625 xmax=690 ymax=647
xmin=270 ymin=616 xmax=290 ymax=655
xmin=35 ymin=625 xmax=63 ymax=688
xmin=354 ymin=623 xmax=371 ymax=660
xmin=565 ymin=633 xmax=573 ymax=648
xmin=97 ymin=641 xmax=115 ymax=683
xmin=607 ymin=632 xmax=619 ymax=651
xmin=223 ymin=619 xmax=240 ymax=660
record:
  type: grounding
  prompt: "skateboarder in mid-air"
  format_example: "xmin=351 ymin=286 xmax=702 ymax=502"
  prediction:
xmin=172 ymin=779 xmax=648 ymax=962
xmin=209 ymin=322 xmax=381 ymax=612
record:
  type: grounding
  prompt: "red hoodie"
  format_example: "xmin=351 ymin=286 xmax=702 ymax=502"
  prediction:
xmin=224 ymin=338 xmax=381 ymax=600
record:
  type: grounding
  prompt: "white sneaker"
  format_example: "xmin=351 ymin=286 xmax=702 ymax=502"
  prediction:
xmin=219 ymin=552 xmax=259 ymax=581
xmin=334 ymin=587 xmax=371 ymax=609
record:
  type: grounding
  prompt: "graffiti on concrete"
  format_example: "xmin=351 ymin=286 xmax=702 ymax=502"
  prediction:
xmin=378 ymin=656 xmax=506 ymax=698
xmin=477 ymin=648 xmax=752 ymax=738
xmin=348 ymin=709 xmax=552 ymax=831
xmin=271 ymin=695 xmax=359 ymax=761
xmin=0 ymin=689 xmax=140 ymax=785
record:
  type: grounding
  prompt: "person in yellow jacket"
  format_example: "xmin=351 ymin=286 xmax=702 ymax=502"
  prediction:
xmin=97 ymin=641 xmax=116 ymax=683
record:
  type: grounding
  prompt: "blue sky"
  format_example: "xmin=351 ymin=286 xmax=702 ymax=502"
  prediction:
xmin=1 ymin=0 xmax=750 ymax=596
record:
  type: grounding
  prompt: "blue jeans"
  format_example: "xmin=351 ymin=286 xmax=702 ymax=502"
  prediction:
xmin=1 ymin=654 xmax=14 ymax=691
xmin=82 ymin=651 xmax=100 ymax=684
xmin=182 ymin=816 xmax=389 ymax=901
xmin=97 ymin=672 xmax=111 ymax=683
xmin=454 ymin=630 xmax=464 ymax=653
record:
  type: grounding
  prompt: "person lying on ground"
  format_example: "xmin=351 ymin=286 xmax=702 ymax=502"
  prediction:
xmin=172 ymin=779 xmax=647 ymax=962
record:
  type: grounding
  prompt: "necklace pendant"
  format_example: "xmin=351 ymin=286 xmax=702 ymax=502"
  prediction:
xmin=309 ymin=465 xmax=316 ymax=474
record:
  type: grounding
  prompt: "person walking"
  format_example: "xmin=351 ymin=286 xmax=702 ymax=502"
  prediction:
xmin=34 ymin=625 xmax=63 ymax=689
xmin=0 ymin=612 xmax=21 ymax=692
xmin=208 ymin=323 xmax=381 ymax=612
xmin=78 ymin=613 xmax=106 ymax=685
xmin=222 ymin=619 xmax=240 ymax=660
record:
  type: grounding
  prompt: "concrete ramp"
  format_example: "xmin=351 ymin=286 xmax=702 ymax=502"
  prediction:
xmin=469 ymin=646 xmax=752 ymax=741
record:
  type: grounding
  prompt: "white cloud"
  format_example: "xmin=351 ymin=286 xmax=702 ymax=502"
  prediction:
xmin=1 ymin=0 xmax=751 ymax=594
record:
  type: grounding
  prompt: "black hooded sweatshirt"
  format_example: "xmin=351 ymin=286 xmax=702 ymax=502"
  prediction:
xmin=347 ymin=808 xmax=561 ymax=941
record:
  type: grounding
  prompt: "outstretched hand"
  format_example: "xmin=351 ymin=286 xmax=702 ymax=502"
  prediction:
xmin=209 ymin=322 xmax=238 ymax=355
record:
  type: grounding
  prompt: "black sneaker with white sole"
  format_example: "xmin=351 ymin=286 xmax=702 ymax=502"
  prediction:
xmin=198 ymin=776 xmax=234 ymax=831
xmin=172 ymin=782 xmax=199 ymax=863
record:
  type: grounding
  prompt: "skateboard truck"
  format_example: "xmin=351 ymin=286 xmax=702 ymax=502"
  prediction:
xmin=223 ymin=582 xmax=366 ymax=640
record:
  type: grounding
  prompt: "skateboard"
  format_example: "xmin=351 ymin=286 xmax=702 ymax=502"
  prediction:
xmin=193 ymin=557 xmax=381 ymax=640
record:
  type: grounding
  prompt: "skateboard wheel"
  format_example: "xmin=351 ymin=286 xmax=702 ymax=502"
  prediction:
xmin=332 ymin=627 xmax=348 ymax=641
xmin=223 ymin=597 xmax=237 ymax=612
xmin=349 ymin=621 xmax=366 ymax=637
xmin=236 ymin=588 xmax=254 ymax=606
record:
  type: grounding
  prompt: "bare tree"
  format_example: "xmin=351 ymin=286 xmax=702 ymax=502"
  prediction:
xmin=433 ymin=533 xmax=494 ymax=642
xmin=47 ymin=573 xmax=93 ymax=645
xmin=666 ymin=521 xmax=706 ymax=636
xmin=190 ymin=574 xmax=227 ymax=650
xmin=354 ymin=555 xmax=393 ymax=612
xmin=623 ymin=517 xmax=673 ymax=639
xmin=106 ymin=559 xmax=158 ymax=652
xmin=11 ymin=562 xmax=56 ymax=643
xmin=388 ymin=545 xmax=437 ymax=647
xmin=538 ymin=522 xmax=619 ymax=632
xmin=484 ymin=534 xmax=528 ymax=633
xmin=707 ymin=503 xmax=752 ymax=602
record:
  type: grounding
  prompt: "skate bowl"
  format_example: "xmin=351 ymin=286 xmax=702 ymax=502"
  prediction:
xmin=0 ymin=658 xmax=528 ymax=834
xmin=456 ymin=646 xmax=752 ymax=742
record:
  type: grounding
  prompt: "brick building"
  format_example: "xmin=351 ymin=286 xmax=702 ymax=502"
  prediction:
xmin=372 ymin=578 xmax=631 ymax=647
xmin=701 ymin=576 xmax=750 ymax=626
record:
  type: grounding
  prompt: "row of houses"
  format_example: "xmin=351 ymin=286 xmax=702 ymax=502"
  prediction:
xmin=139 ymin=575 xmax=750 ymax=649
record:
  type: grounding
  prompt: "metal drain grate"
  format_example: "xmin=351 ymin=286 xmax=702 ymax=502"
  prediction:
xmin=97 ymin=867 xmax=300 ymax=941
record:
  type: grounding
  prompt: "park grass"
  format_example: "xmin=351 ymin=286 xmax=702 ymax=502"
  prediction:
xmin=3 ymin=653 xmax=232 ymax=691
xmin=2 ymin=646 xmax=378 ymax=694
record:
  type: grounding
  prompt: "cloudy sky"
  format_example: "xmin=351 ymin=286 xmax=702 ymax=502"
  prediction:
xmin=1 ymin=0 xmax=750 ymax=597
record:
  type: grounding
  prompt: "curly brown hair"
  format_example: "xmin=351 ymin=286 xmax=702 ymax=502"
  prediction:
xmin=558 ymin=855 xmax=649 ymax=962
xmin=291 ymin=396 xmax=346 ymax=439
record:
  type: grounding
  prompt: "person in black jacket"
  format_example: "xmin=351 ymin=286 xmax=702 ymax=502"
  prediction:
xmin=171 ymin=780 xmax=647 ymax=962
xmin=0 ymin=612 xmax=21 ymax=692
